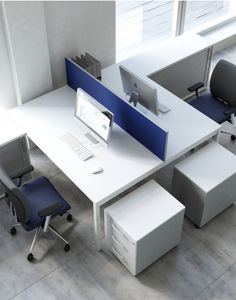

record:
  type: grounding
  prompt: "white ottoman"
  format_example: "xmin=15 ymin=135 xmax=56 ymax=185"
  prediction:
xmin=172 ymin=141 xmax=236 ymax=227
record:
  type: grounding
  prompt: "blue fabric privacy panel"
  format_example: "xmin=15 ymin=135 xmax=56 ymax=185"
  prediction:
xmin=65 ymin=58 xmax=168 ymax=160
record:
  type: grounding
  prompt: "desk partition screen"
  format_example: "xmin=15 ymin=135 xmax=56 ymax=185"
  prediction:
xmin=65 ymin=58 xmax=168 ymax=160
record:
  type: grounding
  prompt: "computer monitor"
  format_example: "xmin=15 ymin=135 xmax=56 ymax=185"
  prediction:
xmin=119 ymin=65 xmax=159 ymax=115
xmin=75 ymin=88 xmax=114 ymax=144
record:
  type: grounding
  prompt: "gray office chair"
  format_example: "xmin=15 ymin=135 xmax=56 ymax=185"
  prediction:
xmin=0 ymin=166 xmax=72 ymax=262
xmin=188 ymin=59 xmax=236 ymax=140
xmin=5 ymin=164 xmax=34 ymax=216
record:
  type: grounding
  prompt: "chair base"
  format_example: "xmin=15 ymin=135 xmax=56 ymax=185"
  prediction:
xmin=220 ymin=129 xmax=236 ymax=141
xmin=10 ymin=214 xmax=72 ymax=262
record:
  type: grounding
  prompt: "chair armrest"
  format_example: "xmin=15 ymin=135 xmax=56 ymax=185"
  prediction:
xmin=9 ymin=165 xmax=34 ymax=180
xmin=224 ymin=107 xmax=236 ymax=116
xmin=188 ymin=82 xmax=204 ymax=97
xmin=38 ymin=202 xmax=63 ymax=218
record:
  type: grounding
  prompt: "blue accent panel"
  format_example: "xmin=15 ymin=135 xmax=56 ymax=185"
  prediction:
xmin=65 ymin=58 xmax=168 ymax=160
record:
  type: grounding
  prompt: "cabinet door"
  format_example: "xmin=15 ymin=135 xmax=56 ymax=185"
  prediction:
xmin=0 ymin=136 xmax=31 ymax=195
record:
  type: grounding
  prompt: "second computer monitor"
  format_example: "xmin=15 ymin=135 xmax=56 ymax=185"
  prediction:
xmin=75 ymin=88 xmax=114 ymax=144
xmin=119 ymin=65 xmax=159 ymax=115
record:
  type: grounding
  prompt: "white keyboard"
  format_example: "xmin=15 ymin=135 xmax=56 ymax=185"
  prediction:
xmin=60 ymin=132 xmax=93 ymax=161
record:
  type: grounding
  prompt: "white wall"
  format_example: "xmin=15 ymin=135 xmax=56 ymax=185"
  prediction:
xmin=2 ymin=1 xmax=53 ymax=104
xmin=0 ymin=5 xmax=16 ymax=110
xmin=0 ymin=1 xmax=115 ymax=109
xmin=43 ymin=1 xmax=116 ymax=88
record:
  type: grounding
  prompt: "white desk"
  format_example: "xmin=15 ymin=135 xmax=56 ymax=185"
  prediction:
xmin=7 ymin=34 xmax=221 ymax=251
xmin=102 ymin=34 xmax=220 ymax=164
xmin=8 ymin=86 xmax=163 ymax=250
xmin=0 ymin=113 xmax=25 ymax=146
xmin=101 ymin=33 xmax=213 ymax=97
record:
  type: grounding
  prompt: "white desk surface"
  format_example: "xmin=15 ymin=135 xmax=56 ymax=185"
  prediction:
xmin=102 ymin=33 xmax=211 ymax=84
xmin=102 ymin=36 xmax=220 ymax=163
xmin=0 ymin=113 xmax=25 ymax=147
xmin=8 ymin=86 xmax=162 ymax=205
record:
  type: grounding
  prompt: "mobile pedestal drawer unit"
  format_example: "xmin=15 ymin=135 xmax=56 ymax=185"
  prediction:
xmin=104 ymin=180 xmax=185 ymax=276
xmin=172 ymin=141 xmax=236 ymax=228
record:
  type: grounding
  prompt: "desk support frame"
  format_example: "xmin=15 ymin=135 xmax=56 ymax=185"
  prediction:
xmin=8 ymin=85 xmax=221 ymax=252
xmin=94 ymin=203 xmax=102 ymax=251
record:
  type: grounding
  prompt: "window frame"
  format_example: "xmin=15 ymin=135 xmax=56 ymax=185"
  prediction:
xmin=116 ymin=0 xmax=236 ymax=62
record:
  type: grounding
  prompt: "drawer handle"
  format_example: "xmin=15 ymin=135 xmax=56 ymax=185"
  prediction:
xmin=112 ymin=247 xmax=124 ymax=261
xmin=112 ymin=236 xmax=125 ymax=249
xmin=112 ymin=224 xmax=125 ymax=238
xmin=112 ymin=247 xmax=128 ymax=267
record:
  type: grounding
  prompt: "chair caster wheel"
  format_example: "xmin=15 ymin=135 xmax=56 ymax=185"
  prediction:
xmin=10 ymin=227 xmax=17 ymax=235
xmin=67 ymin=214 xmax=72 ymax=222
xmin=27 ymin=253 xmax=34 ymax=262
xmin=231 ymin=135 xmax=236 ymax=141
xmin=64 ymin=244 xmax=70 ymax=252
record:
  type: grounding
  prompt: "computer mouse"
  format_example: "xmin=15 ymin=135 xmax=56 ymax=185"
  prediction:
xmin=90 ymin=166 xmax=103 ymax=174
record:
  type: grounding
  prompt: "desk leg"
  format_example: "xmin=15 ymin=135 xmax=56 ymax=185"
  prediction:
xmin=214 ymin=130 xmax=220 ymax=143
xmin=93 ymin=203 xmax=102 ymax=251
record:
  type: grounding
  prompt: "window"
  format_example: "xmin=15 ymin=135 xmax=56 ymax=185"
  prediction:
xmin=184 ymin=1 xmax=233 ymax=32
xmin=116 ymin=1 xmax=175 ymax=62
xmin=116 ymin=0 xmax=236 ymax=62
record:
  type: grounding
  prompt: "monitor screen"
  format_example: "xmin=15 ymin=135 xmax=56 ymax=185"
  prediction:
xmin=75 ymin=89 xmax=113 ymax=144
xmin=119 ymin=65 xmax=159 ymax=115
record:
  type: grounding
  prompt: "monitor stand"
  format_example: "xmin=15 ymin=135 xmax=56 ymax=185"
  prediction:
xmin=159 ymin=102 xmax=171 ymax=114
xmin=129 ymin=91 xmax=170 ymax=114
xmin=85 ymin=132 xmax=99 ymax=144
xmin=129 ymin=91 xmax=139 ymax=107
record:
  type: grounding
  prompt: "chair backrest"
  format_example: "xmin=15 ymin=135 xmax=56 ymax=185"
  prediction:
xmin=210 ymin=59 xmax=236 ymax=106
xmin=0 ymin=166 xmax=31 ymax=223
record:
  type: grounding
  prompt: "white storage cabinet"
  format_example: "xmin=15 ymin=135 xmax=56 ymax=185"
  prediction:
xmin=105 ymin=180 xmax=185 ymax=275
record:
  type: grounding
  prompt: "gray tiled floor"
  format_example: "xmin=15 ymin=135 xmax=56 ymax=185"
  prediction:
xmin=1 ymin=45 xmax=236 ymax=300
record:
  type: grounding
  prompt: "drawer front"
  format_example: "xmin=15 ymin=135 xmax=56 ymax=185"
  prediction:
xmin=106 ymin=218 xmax=136 ymax=274
xmin=111 ymin=235 xmax=130 ymax=261
xmin=111 ymin=221 xmax=135 ymax=250
xmin=111 ymin=245 xmax=129 ymax=269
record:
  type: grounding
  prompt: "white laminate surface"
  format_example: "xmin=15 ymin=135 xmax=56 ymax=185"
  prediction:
xmin=102 ymin=66 xmax=220 ymax=163
xmin=101 ymin=34 xmax=211 ymax=96
xmin=8 ymin=86 xmax=162 ymax=205
xmin=174 ymin=142 xmax=236 ymax=192
xmin=105 ymin=180 xmax=185 ymax=241
xmin=116 ymin=33 xmax=211 ymax=77
xmin=0 ymin=112 xmax=25 ymax=146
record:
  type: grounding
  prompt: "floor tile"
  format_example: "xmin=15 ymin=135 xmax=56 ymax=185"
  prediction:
xmin=183 ymin=205 xmax=236 ymax=269
xmin=74 ymin=235 xmax=225 ymax=300
xmin=30 ymin=147 xmax=61 ymax=179
xmin=195 ymin=264 xmax=236 ymax=300
xmin=11 ymin=255 xmax=111 ymax=300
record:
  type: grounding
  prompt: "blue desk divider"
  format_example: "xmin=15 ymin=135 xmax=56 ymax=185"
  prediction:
xmin=65 ymin=58 xmax=168 ymax=160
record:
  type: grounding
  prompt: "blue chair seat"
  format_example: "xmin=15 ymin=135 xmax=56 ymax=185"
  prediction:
xmin=189 ymin=94 xmax=230 ymax=124
xmin=19 ymin=177 xmax=71 ymax=231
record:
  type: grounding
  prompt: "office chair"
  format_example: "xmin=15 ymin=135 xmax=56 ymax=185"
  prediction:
xmin=0 ymin=165 xmax=72 ymax=262
xmin=5 ymin=164 xmax=34 ymax=216
xmin=188 ymin=59 xmax=236 ymax=140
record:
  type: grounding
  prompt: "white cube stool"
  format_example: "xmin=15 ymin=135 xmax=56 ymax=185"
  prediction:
xmin=105 ymin=180 xmax=185 ymax=275
xmin=172 ymin=142 xmax=236 ymax=227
